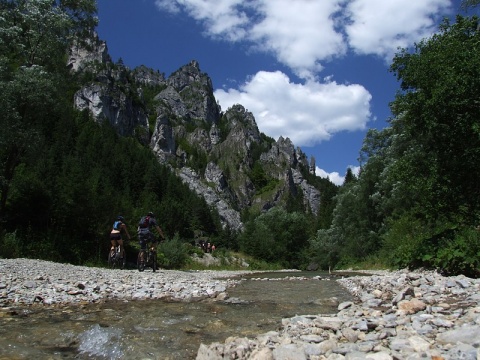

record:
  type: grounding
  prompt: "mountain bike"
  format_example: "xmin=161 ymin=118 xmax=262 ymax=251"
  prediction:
xmin=108 ymin=244 xmax=126 ymax=269
xmin=137 ymin=242 xmax=157 ymax=272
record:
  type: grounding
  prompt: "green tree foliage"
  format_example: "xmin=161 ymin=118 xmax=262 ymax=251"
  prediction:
xmin=462 ymin=0 xmax=480 ymax=10
xmin=389 ymin=16 xmax=480 ymax=223
xmin=343 ymin=168 xmax=356 ymax=185
xmin=309 ymin=15 xmax=480 ymax=276
xmin=0 ymin=0 xmax=91 ymax=219
xmin=238 ymin=207 xmax=311 ymax=268
xmin=0 ymin=0 xmax=224 ymax=265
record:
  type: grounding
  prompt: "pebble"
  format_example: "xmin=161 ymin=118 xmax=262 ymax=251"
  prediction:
xmin=196 ymin=269 xmax=480 ymax=360
xmin=0 ymin=258 xmax=254 ymax=306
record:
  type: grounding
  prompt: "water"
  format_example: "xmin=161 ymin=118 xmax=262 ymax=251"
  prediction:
xmin=0 ymin=271 xmax=354 ymax=359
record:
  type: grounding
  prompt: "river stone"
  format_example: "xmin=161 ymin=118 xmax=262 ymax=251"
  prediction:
xmin=408 ymin=335 xmax=431 ymax=352
xmin=392 ymin=286 xmax=414 ymax=305
xmin=196 ymin=343 xmax=222 ymax=360
xmin=365 ymin=352 xmax=393 ymax=360
xmin=345 ymin=351 xmax=369 ymax=359
xmin=23 ymin=281 xmax=36 ymax=289
xmin=272 ymin=344 xmax=306 ymax=360
xmin=352 ymin=319 xmax=369 ymax=331
xmin=313 ymin=317 xmax=343 ymax=331
xmin=397 ymin=298 xmax=426 ymax=314
xmin=249 ymin=347 xmax=274 ymax=360
xmin=446 ymin=343 xmax=479 ymax=360
xmin=342 ymin=327 xmax=359 ymax=343
xmin=435 ymin=325 xmax=480 ymax=345
xmin=327 ymin=354 xmax=345 ymax=360
xmin=338 ymin=301 xmax=354 ymax=310
xmin=318 ymin=339 xmax=337 ymax=354
xmin=299 ymin=334 xmax=323 ymax=343
xmin=456 ymin=278 xmax=471 ymax=288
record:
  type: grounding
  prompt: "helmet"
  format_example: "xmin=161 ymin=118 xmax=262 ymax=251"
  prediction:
xmin=147 ymin=212 xmax=155 ymax=217
xmin=117 ymin=216 xmax=125 ymax=222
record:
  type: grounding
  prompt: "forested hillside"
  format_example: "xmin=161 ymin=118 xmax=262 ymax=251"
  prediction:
xmin=0 ymin=0 xmax=224 ymax=264
xmin=1 ymin=0 xmax=480 ymax=276
xmin=0 ymin=0 xmax=337 ymax=268
xmin=310 ymin=14 xmax=480 ymax=277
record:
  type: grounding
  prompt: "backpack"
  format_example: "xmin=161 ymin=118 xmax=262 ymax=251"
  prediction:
xmin=138 ymin=215 xmax=150 ymax=229
xmin=113 ymin=220 xmax=122 ymax=230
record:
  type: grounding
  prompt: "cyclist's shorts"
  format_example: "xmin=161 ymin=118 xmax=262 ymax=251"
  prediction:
xmin=138 ymin=232 xmax=154 ymax=250
xmin=110 ymin=233 xmax=122 ymax=241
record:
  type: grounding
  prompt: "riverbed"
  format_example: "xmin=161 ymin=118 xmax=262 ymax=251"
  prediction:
xmin=0 ymin=261 xmax=353 ymax=359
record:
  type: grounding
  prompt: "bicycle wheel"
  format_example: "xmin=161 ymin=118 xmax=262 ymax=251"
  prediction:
xmin=108 ymin=249 xmax=116 ymax=269
xmin=121 ymin=252 xmax=126 ymax=269
xmin=151 ymin=250 xmax=157 ymax=272
xmin=137 ymin=250 xmax=145 ymax=272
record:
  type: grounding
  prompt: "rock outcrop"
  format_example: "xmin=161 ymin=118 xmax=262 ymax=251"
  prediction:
xmin=70 ymin=35 xmax=330 ymax=231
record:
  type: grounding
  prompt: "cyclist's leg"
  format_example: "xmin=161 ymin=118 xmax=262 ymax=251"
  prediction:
xmin=148 ymin=232 xmax=157 ymax=254
xmin=118 ymin=238 xmax=124 ymax=257
xmin=139 ymin=235 xmax=146 ymax=261
xmin=110 ymin=237 xmax=117 ymax=251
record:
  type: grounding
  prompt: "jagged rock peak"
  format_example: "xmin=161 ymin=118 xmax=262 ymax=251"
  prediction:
xmin=167 ymin=60 xmax=212 ymax=92
xmin=67 ymin=31 xmax=111 ymax=72
xmin=224 ymin=104 xmax=259 ymax=130
xmin=132 ymin=65 xmax=166 ymax=87
xmin=260 ymin=136 xmax=297 ymax=169
xmin=164 ymin=60 xmax=220 ymax=123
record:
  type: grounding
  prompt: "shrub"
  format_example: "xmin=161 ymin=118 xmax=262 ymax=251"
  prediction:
xmin=433 ymin=226 xmax=480 ymax=277
xmin=157 ymin=234 xmax=189 ymax=269
xmin=0 ymin=231 xmax=21 ymax=258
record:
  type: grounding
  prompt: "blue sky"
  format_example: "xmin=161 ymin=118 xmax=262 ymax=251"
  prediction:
xmin=95 ymin=0 xmax=466 ymax=185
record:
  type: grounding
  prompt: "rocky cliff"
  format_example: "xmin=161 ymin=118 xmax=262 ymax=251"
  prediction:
xmin=70 ymin=35 xmax=323 ymax=231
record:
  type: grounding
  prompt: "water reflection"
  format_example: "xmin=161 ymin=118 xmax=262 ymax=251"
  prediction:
xmin=0 ymin=271 xmax=354 ymax=359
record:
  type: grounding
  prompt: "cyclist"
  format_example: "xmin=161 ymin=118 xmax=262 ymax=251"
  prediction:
xmin=137 ymin=212 xmax=165 ymax=263
xmin=110 ymin=215 xmax=131 ymax=259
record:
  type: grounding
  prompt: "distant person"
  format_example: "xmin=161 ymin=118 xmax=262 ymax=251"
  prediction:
xmin=137 ymin=212 xmax=165 ymax=263
xmin=211 ymin=244 xmax=216 ymax=252
xmin=110 ymin=216 xmax=131 ymax=259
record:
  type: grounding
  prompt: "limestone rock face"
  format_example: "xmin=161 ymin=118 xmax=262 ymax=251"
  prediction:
xmin=74 ymin=81 xmax=149 ymax=141
xmin=166 ymin=60 xmax=220 ymax=123
xmin=178 ymin=168 xmax=243 ymax=232
xmin=70 ymin=35 xmax=327 ymax=230
xmin=67 ymin=32 xmax=110 ymax=72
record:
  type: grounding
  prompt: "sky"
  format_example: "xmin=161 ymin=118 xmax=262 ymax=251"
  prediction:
xmin=95 ymin=0 xmax=468 ymax=185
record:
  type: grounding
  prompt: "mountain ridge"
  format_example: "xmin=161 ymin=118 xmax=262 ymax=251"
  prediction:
xmin=69 ymin=33 xmax=334 ymax=231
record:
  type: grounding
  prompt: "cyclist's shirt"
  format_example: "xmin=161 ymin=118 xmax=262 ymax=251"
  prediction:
xmin=111 ymin=221 xmax=125 ymax=239
xmin=138 ymin=217 xmax=158 ymax=235
xmin=111 ymin=221 xmax=123 ymax=234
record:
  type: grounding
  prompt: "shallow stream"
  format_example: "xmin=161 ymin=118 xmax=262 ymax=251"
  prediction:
xmin=0 ymin=271 xmax=355 ymax=359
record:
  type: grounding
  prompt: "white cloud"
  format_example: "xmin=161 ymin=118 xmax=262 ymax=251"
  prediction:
xmin=214 ymin=71 xmax=372 ymax=147
xmin=315 ymin=167 xmax=344 ymax=186
xmin=248 ymin=0 xmax=346 ymax=78
xmin=154 ymin=0 xmax=249 ymax=41
xmin=344 ymin=0 xmax=452 ymax=61
xmin=315 ymin=165 xmax=360 ymax=186
xmin=154 ymin=0 xmax=454 ymax=173
xmin=154 ymin=0 xmax=453 ymax=75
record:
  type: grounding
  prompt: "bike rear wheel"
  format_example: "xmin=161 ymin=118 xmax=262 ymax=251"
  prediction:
xmin=121 ymin=252 xmax=126 ymax=269
xmin=137 ymin=250 xmax=145 ymax=272
xmin=151 ymin=250 xmax=157 ymax=272
xmin=108 ymin=249 xmax=116 ymax=269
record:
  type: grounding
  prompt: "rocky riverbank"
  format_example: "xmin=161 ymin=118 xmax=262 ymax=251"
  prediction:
xmin=197 ymin=269 xmax=480 ymax=360
xmin=0 ymin=258 xmax=254 ymax=306
xmin=2 ymin=259 xmax=480 ymax=359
